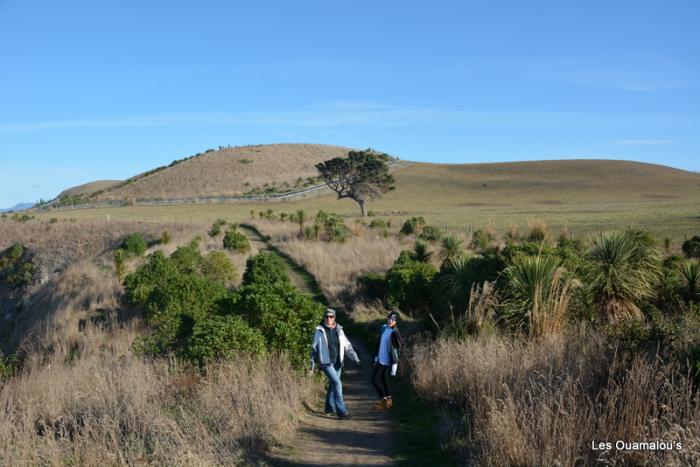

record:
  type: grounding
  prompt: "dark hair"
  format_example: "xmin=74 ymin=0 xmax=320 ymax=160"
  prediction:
xmin=387 ymin=311 xmax=399 ymax=321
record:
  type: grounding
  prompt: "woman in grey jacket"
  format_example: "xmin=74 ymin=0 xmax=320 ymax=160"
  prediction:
xmin=309 ymin=307 xmax=361 ymax=419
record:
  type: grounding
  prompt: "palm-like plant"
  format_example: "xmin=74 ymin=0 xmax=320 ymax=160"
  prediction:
xmin=436 ymin=254 xmax=474 ymax=316
xmin=413 ymin=239 xmax=433 ymax=263
xmin=679 ymin=259 xmax=700 ymax=302
xmin=505 ymin=254 xmax=578 ymax=337
xmin=439 ymin=236 xmax=463 ymax=264
xmin=585 ymin=230 xmax=661 ymax=321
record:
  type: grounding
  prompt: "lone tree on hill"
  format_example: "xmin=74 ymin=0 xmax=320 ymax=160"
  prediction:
xmin=315 ymin=149 xmax=395 ymax=217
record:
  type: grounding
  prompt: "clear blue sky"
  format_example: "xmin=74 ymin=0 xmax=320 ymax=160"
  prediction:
xmin=1 ymin=0 xmax=699 ymax=208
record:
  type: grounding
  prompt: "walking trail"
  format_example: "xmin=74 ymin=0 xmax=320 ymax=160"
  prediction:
xmin=240 ymin=225 xmax=396 ymax=466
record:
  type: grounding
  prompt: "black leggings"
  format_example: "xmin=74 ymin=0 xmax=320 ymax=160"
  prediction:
xmin=371 ymin=364 xmax=391 ymax=398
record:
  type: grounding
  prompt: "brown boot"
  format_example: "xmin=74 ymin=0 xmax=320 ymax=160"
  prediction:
xmin=385 ymin=397 xmax=393 ymax=409
xmin=373 ymin=398 xmax=387 ymax=410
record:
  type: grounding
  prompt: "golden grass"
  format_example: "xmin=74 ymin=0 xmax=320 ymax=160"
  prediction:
xmin=410 ymin=331 xmax=700 ymax=465
xmin=0 ymin=327 xmax=312 ymax=465
xmin=92 ymin=143 xmax=353 ymax=201
xmin=250 ymin=219 xmax=405 ymax=302
xmin=0 ymin=237 xmax=312 ymax=465
xmin=34 ymin=159 xmax=700 ymax=243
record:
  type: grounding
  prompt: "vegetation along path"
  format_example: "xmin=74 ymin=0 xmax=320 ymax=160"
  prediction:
xmin=239 ymin=224 xmax=397 ymax=466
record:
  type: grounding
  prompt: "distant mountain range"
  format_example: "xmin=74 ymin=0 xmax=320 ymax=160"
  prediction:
xmin=0 ymin=202 xmax=34 ymax=213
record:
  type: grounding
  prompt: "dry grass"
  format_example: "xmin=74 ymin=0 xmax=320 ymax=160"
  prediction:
xmin=36 ymin=159 xmax=700 ymax=243
xmin=251 ymin=219 xmax=405 ymax=302
xmin=0 ymin=218 xmax=201 ymax=278
xmin=410 ymin=331 xmax=700 ymax=466
xmin=0 ymin=229 xmax=312 ymax=465
xmin=0 ymin=325 xmax=312 ymax=465
xmin=58 ymin=180 xmax=121 ymax=198
xmin=92 ymin=143 xmax=353 ymax=201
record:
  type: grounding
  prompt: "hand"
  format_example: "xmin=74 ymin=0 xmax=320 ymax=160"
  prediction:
xmin=373 ymin=356 xmax=378 ymax=364
xmin=355 ymin=359 xmax=361 ymax=366
xmin=391 ymin=364 xmax=398 ymax=376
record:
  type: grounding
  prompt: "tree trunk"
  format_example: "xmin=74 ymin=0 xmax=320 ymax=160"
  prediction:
xmin=358 ymin=199 xmax=366 ymax=217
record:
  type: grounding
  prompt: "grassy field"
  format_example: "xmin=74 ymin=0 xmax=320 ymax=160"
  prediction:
xmin=34 ymin=159 xmax=700 ymax=242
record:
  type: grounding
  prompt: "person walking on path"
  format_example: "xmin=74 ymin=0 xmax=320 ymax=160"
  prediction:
xmin=371 ymin=310 xmax=402 ymax=410
xmin=310 ymin=307 xmax=361 ymax=419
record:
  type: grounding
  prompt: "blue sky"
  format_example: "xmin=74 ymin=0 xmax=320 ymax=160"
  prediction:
xmin=1 ymin=0 xmax=699 ymax=207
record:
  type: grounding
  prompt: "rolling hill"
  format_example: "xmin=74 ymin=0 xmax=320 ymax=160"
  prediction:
xmin=57 ymin=144 xmax=356 ymax=203
xmin=40 ymin=154 xmax=700 ymax=240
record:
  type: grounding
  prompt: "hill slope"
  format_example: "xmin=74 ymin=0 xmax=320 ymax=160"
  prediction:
xmin=87 ymin=143 xmax=354 ymax=201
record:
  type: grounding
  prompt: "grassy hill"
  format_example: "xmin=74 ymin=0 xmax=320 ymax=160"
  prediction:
xmin=58 ymin=180 xmax=122 ymax=198
xmin=38 ymin=158 xmax=700 ymax=241
xmin=83 ymin=143 xmax=353 ymax=201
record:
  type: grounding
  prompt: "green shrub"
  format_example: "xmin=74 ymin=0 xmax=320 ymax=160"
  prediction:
xmin=470 ymin=230 xmax=490 ymax=251
xmin=432 ymin=251 xmax=506 ymax=322
xmin=209 ymin=219 xmax=227 ymax=237
xmin=386 ymin=250 xmax=437 ymax=314
xmin=0 ymin=243 xmax=35 ymax=289
xmin=125 ymin=251 xmax=227 ymax=356
xmin=356 ymin=272 xmax=386 ymax=301
xmin=159 ymin=230 xmax=172 ymax=245
xmin=326 ymin=220 xmax=351 ymax=242
xmin=368 ymin=219 xmax=387 ymax=230
xmin=223 ymin=228 xmax=251 ymax=253
xmin=228 ymin=283 xmax=323 ymax=367
xmin=121 ymin=233 xmax=147 ymax=257
xmin=400 ymin=216 xmax=426 ymax=235
xmin=186 ymin=314 xmax=265 ymax=365
xmin=419 ymin=225 xmax=443 ymax=242
xmin=682 ymin=235 xmax=700 ymax=258
xmin=170 ymin=240 xmax=203 ymax=274
xmin=241 ymin=252 xmax=290 ymax=286
xmin=200 ymin=251 xmax=236 ymax=285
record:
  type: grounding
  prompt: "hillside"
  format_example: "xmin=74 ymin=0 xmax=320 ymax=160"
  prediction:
xmin=79 ymin=143 xmax=354 ymax=202
xmin=58 ymin=180 xmax=122 ymax=198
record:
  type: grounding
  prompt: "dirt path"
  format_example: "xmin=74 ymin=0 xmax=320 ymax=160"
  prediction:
xmin=240 ymin=225 xmax=396 ymax=466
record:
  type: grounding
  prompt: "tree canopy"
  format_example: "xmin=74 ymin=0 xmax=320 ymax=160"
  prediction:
xmin=315 ymin=149 xmax=395 ymax=216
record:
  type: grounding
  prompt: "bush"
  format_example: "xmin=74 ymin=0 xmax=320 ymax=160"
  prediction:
xmin=125 ymin=251 xmax=227 ymax=356
xmin=385 ymin=251 xmax=437 ymax=314
xmin=682 ymin=235 xmax=700 ymax=258
xmin=241 ymin=252 xmax=290 ymax=287
xmin=159 ymin=231 xmax=171 ymax=244
xmin=209 ymin=219 xmax=227 ymax=237
xmin=186 ymin=314 xmax=266 ymax=365
xmin=470 ymin=230 xmax=491 ymax=251
xmin=223 ymin=228 xmax=251 ymax=253
xmin=419 ymin=225 xmax=443 ymax=242
xmin=400 ymin=216 xmax=426 ymax=235
xmin=432 ymin=251 xmax=506 ymax=323
xmin=368 ymin=219 xmax=387 ymax=230
xmin=170 ymin=240 xmax=203 ymax=274
xmin=0 ymin=243 xmax=35 ymax=289
xmin=356 ymin=272 xmax=387 ymax=301
xmin=228 ymin=283 xmax=323 ymax=368
xmin=121 ymin=233 xmax=148 ymax=257
xmin=200 ymin=251 xmax=237 ymax=285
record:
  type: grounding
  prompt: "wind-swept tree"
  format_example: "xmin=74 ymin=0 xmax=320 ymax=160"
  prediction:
xmin=315 ymin=149 xmax=395 ymax=216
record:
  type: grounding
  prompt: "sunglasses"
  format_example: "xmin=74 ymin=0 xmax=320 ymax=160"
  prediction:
xmin=324 ymin=315 xmax=335 ymax=319
xmin=388 ymin=317 xmax=397 ymax=321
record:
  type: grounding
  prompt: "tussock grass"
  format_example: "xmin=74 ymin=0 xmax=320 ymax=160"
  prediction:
xmin=251 ymin=220 xmax=404 ymax=302
xmin=0 ymin=239 xmax=312 ymax=465
xmin=0 ymin=328 xmax=312 ymax=465
xmin=410 ymin=331 xmax=700 ymax=465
